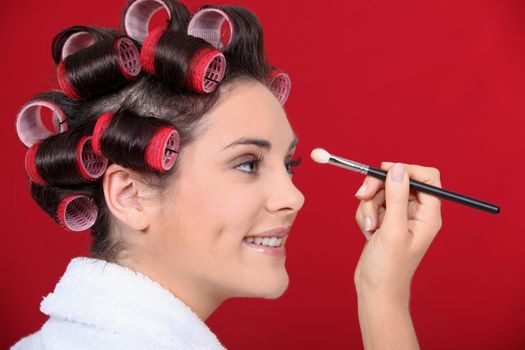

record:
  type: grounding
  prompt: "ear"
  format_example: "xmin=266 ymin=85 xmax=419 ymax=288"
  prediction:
xmin=102 ymin=164 xmax=154 ymax=231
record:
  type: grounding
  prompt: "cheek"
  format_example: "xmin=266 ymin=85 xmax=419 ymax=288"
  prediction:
xmin=168 ymin=172 xmax=265 ymax=250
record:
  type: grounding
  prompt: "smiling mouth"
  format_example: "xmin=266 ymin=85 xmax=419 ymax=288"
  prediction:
xmin=243 ymin=236 xmax=285 ymax=247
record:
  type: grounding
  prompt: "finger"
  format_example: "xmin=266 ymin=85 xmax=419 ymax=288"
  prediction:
xmin=358 ymin=189 xmax=385 ymax=233
xmin=381 ymin=163 xmax=409 ymax=237
xmin=355 ymin=201 xmax=373 ymax=240
xmin=382 ymin=162 xmax=442 ymax=209
xmin=355 ymin=176 xmax=385 ymax=200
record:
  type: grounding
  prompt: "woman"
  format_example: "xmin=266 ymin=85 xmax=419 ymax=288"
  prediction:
xmin=11 ymin=0 xmax=442 ymax=349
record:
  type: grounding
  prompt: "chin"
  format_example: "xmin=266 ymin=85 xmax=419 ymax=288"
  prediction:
xmin=253 ymin=270 xmax=290 ymax=299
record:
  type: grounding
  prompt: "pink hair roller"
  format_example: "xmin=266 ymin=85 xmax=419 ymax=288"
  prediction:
xmin=122 ymin=0 xmax=171 ymax=43
xmin=25 ymin=144 xmax=46 ymax=186
xmin=144 ymin=127 xmax=180 ymax=171
xmin=57 ymin=31 xmax=97 ymax=99
xmin=268 ymin=68 xmax=292 ymax=105
xmin=187 ymin=8 xmax=234 ymax=51
xmin=92 ymin=112 xmax=115 ymax=157
xmin=57 ymin=31 xmax=141 ymax=99
xmin=16 ymin=100 xmax=68 ymax=147
xmin=56 ymin=195 xmax=98 ymax=232
xmin=76 ymin=136 xmax=108 ymax=181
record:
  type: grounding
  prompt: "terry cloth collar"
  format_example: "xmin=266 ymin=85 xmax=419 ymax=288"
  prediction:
xmin=40 ymin=257 xmax=226 ymax=349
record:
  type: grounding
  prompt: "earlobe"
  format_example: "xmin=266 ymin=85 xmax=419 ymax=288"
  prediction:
xmin=103 ymin=164 xmax=150 ymax=231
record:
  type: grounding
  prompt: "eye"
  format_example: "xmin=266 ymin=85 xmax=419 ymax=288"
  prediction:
xmin=235 ymin=155 xmax=263 ymax=176
xmin=286 ymin=157 xmax=302 ymax=176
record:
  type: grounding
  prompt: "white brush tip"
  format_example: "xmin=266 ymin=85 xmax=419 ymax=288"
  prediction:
xmin=310 ymin=148 xmax=331 ymax=164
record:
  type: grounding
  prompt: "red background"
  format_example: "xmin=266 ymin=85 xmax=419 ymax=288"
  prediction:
xmin=1 ymin=0 xmax=524 ymax=349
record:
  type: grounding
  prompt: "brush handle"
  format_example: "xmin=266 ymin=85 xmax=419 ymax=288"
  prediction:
xmin=367 ymin=167 xmax=500 ymax=214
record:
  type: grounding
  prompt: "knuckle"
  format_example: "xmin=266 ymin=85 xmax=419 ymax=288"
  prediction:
xmin=355 ymin=208 xmax=362 ymax=223
xmin=429 ymin=167 xmax=441 ymax=179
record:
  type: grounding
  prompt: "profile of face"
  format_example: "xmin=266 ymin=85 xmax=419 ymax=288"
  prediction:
xmin=129 ymin=79 xmax=305 ymax=310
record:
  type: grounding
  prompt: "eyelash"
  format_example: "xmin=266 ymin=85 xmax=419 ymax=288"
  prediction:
xmin=236 ymin=155 xmax=302 ymax=176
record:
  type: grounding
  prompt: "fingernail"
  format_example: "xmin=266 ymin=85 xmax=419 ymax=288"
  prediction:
xmin=355 ymin=183 xmax=367 ymax=197
xmin=364 ymin=216 xmax=372 ymax=231
xmin=391 ymin=163 xmax=405 ymax=182
xmin=363 ymin=231 xmax=372 ymax=241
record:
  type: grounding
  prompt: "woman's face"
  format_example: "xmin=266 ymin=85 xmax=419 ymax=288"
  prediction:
xmin=151 ymin=79 xmax=305 ymax=304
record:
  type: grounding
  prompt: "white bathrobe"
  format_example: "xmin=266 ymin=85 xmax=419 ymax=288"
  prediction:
xmin=10 ymin=257 xmax=227 ymax=349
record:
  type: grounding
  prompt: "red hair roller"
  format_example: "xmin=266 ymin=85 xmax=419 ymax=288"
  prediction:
xmin=25 ymin=144 xmax=46 ymax=186
xmin=56 ymin=195 xmax=98 ymax=232
xmin=139 ymin=27 xmax=165 ymax=74
xmin=92 ymin=112 xmax=115 ymax=157
xmin=188 ymin=7 xmax=234 ymax=51
xmin=141 ymin=28 xmax=227 ymax=93
xmin=144 ymin=127 xmax=180 ymax=172
xmin=16 ymin=100 xmax=68 ymax=147
xmin=268 ymin=68 xmax=292 ymax=105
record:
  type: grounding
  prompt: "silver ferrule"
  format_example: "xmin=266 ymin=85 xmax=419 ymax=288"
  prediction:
xmin=328 ymin=154 xmax=369 ymax=175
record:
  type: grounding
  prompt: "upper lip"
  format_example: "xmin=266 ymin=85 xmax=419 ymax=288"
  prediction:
xmin=247 ymin=227 xmax=290 ymax=238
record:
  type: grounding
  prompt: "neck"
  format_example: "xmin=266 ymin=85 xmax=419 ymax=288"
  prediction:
xmin=117 ymin=255 xmax=226 ymax=321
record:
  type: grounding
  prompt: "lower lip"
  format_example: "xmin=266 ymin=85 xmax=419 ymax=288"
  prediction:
xmin=242 ymin=240 xmax=286 ymax=257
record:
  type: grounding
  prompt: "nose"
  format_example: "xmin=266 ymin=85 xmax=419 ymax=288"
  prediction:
xmin=265 ymin=171 xmax=305 ymax=214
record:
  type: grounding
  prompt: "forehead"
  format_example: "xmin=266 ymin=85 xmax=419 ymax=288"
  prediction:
xmin=200 ymin=80 xmax=295 ymax=148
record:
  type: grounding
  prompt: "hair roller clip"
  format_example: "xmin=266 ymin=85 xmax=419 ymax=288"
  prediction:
xmin=144 ymin=127 xmax=180 ymax=172
xmin=187 ymin=7 xmax=233 ymax=51
xmin=25 ymin=143 xmax=46 ymax=186
xmin=141 ymin=28 xmax=226 ymax=93
xmin=122 ymin=0 xmax=171 ymax=43
xmin=16 ymin=100 xmax=68 ymax=147
xmin=92 ymin=112 xmax=115 ymax=157
xmin=56 ymin=30 xmax=141 ymax=100
xmin=268 ymin=68 xmax=292 ymax=105
xmin=76 ymin=136 xmax=108 ymax=181
xmin=56 ymin=195 xmax=98 ymax=232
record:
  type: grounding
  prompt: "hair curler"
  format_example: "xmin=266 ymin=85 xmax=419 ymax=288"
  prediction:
xmin=56 ymin=30 xmax=141 ymax=99
xmin=140 ymin=27 xmax=227 ymax=93
xmin=121 ymin=0 xmax=172 ymax=43
xmin=92 ymin=111 xmax=180 ymax=172
xmin=16 ymin=100 xmax=68 ymax=147
xmin=268 ymin=68 xmax=292 ymax=105
xmin=24 ymin=135 xmax=108 ymax=186
xmin=25 ymin=143 xmax=47 ymax=186
xmin=187 ymin=7 xmax=234 ymax=50
xmin=56 ymin=195 xmax=98 ymax=231
xmin=144 ymin=126 xmax=180 ymax=171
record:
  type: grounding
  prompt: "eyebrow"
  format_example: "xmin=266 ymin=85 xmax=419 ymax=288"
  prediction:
xmin=222 ymin=135 xmax=298 ymax=152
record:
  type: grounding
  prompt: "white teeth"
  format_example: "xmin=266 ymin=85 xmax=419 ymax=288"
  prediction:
xmin=244 ymin=236 xmax=283 ymax=247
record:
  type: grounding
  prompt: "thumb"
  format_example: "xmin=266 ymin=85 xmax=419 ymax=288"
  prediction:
xmin=381 ymin=163 xmax=409 ymax=237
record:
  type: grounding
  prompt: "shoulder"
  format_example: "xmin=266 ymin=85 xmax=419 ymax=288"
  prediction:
xmin=10 ymin=330 xmax=44 ymax=350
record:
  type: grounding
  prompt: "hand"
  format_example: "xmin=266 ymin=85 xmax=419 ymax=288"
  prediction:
xmin=353 ymin=162 xmax=442 ymax=305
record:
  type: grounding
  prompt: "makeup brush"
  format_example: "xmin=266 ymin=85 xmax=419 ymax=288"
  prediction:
xmin=310 ymin=148 xmax=500 ymax=214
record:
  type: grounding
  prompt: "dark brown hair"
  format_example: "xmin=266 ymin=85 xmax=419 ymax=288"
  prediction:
xmin=24 ymin=0 xmax=282 ymax=262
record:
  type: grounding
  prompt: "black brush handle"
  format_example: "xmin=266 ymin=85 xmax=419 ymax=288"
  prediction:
xmin=367 ymin=167 xmax=500 ymax=214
